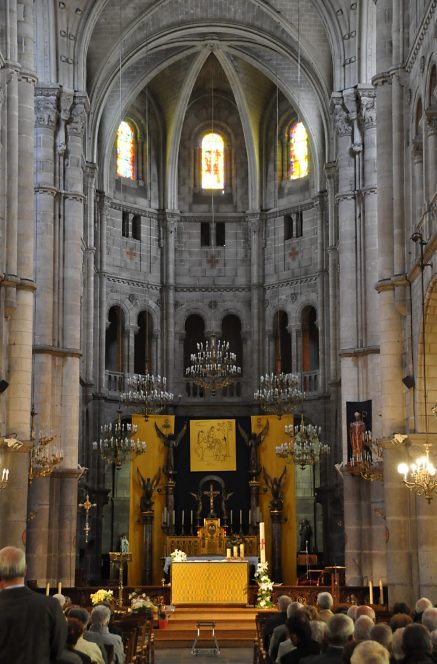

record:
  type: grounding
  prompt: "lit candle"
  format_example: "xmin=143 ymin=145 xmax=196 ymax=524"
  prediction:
xmin=46 ymin=582 xmax=50 ymax=596
xmin=226 ymin=548 xmax=231 ymax=559
xmin=379 ymin=579 xmax=383 ymax=605
xmin=57 ymin=581 xmax=62 ymax=594
xmin=259 ymin=522 xmax=266 ymax=564
xmin=230 ymin=509 xmax=233 ymax=525
xmin=368 ymin=580 xmax=373 ymax=605
xmin=240 ymin=543 xmax=245 ymax=558
xmin=190 ymin=509 xmax=193 ymax=525
xmin=233 ymin=545 xmax=238 ymax=558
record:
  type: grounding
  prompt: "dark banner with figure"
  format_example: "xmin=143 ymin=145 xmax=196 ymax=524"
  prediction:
xmin=346 ymin=400 xmax=372 ymax=461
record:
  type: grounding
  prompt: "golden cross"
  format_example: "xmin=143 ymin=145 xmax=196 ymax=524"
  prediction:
xmin=203 ymin=483 xmax=220 ymax=513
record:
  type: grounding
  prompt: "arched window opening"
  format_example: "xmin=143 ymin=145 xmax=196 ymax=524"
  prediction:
xmin=201 ymin=132 xmax=224 ymax=189
xmin=302 ymin=306 xmax=319 ymax=371
xmin=429 ymin=65 xmax=437 ymax=106
xmin=105 ymin=306 xmax=125 ymax=372
xmin=132 ymin=214 xmax=141 ymax=241
xmin=116 ymin=120 xmax=135 ymax=179
xmin=273 ymin=310 xmax=291 ymax=373
xmin=415 ymin=98 xmax=423 ymax=136
xmin=134 ymin=311 xmax=153 ymax=374
xmin=221 ymin=314 xmax=243 ymax=375
xmin=288 ymin=121 xmax=309 ymax=180
xmin=122 ymin=211 xmax=130 ymax=237
xmin=184 ymin=315 xmax=206 ymax=397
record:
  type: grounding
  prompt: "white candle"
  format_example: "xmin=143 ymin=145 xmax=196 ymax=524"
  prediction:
xmin=57 ymin=582 xmax=62 ymax=594
xmin=46 ymin=582 xmax=50 ymax=596
xmin=226 ymin=548 xmax=231 ymax=559
xmin=233 ymin=545 xmax=238 ymax=558
xmin=368 ymin=580 xmax=373 ymax=605
xmin=259 ymin=522 xmax=266 ymax=563
xmin=240 ymin=543 xmax=245 ymax=558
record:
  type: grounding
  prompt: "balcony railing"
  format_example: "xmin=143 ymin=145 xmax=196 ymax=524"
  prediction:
xmin=302 ymin=371 xmax=318 ymax=394
xmin=106 ymin=371 xmax=126 ymax=394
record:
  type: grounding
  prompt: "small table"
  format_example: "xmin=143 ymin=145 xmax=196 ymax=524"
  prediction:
xmin=191 ymin=621 xmax=220 ymax=656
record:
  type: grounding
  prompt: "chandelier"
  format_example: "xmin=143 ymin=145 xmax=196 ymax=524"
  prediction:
xmin=28 ymin=408 xmax=63 ymax=484
xmin=92 ymin=409 xmax=147 ymax=469
xmin=397 ymin=444 xmax=437 ymax=503
xmin=0 ymin=435 xmax=23 ymax=489
xmin=121 ymin=373 xmax=174 ymax=420
xmin=276 ymin=414 xmax=330 ymax=468
xmin=254 ymin=373 xmax=303 ymax=418
xmin=343 ymin=432 xmax=384 ymax=481
xmin=186 ymin=334 xmax=241 ymax=394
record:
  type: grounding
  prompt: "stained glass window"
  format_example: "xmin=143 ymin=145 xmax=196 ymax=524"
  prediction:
xmin=289 ymin=121 xmax=309 ymax=180
xmin=116 ymin=121 xmax=135 ymax=179
xmin=201 ymin=132 xmax=224 ymax=189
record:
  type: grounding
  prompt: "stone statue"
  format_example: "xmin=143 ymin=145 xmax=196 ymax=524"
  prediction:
xmin=137 ymin=467 xmax=161 ymax=512
xmin=120 ymin=535 xmax=129 ymax=553
xmin=299 ymin=519 xmax=313 ymax=552
xmin=238 ymin=420 xmax=269 ymax=474
xmin=263 ymin=466 xmax=286 ymax=511
xmin=154 ymin=421 xmax=187 ymax=475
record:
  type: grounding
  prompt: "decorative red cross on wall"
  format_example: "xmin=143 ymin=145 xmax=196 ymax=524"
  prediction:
xmin=207 ymin=254 xmax=219 ymax=268
xmin=126 ymin=248 xmax=137 ymax=260
xmin=288 ymin=246 xmax=299 ymax=261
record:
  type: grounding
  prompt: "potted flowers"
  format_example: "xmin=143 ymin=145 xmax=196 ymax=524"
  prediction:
xmin=254 ymin=561 xmax=274 ymax=608
xmin=90 ymin=589 xmax=114 ymax=606
xmin=128 ymin=591 xmax=156 ymax=619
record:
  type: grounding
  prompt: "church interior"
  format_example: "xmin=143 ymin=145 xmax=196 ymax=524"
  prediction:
xmin=1 ymin=0 xmax=437 ymax=616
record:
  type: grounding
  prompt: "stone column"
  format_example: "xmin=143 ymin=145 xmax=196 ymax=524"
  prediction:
xmin=96 ymin=195 xmax=110 ymax=393
xmin=425 ymin=110 xmax=437 ymax=201
xmin=83 ymin=163 xmax=97 ymax=385
xmin=412 ymin=140 xmax=424 ymax=224
xmin=247 ymin=213 xmax=263 ymax=389
xmin=324 ymin=162 xmax=339 ymax=386
xmin=270 ymin=507 xmax=282 ymax=583
xmin=162 ymin=212 xmax=179 ymax=386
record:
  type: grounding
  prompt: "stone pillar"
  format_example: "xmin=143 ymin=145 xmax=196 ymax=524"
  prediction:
xmin=314 ymin=194 xmax=327 ymax=392
xmin=324 ymin=162 xmax=339 ymax=386
xmin=425 ymin=110 xmax=437 ymax=201
xmin=412 ymin=140 xmax=424 ymax=224
xmin=141 ymin=510 xmax=154 ymax=584
xmin=247 ymin=212 xmax=263 ymax=388
xmin=83 ymin=163 xmax=97 ymax=385
xmin=162 ymin=212 xmax=179 ymax=386
xmin=96 ymin=195 xmax=110 ymax=393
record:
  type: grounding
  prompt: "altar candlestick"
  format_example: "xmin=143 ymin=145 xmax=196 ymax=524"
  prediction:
xmin=259 ymin=522 xmax=266 ymax=563
xmin=181 ymin=510 xmax=185 ymax=526
xmin=46 ymin=582 xmax=50 ymax=596
xmin=57 ymin=582 xmax=62 ymax=594
xmin=368 ymin=580 xmax=373 ymax=605
xmin=379 ymin=579 xmax=383 ymax=605
xmin=226 ymin=548 xmax=231 ymax=559
xmin=240 ymin=543 xmax=245 ymax=558
xmin=190 ymin=509 xmax=193 ymax=525
xmin=233 ymin=545 xmax=238 ymax=558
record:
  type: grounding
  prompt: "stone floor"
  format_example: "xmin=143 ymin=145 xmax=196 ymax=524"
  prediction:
xmin=155 ymin=648 xmax=253 ymax=663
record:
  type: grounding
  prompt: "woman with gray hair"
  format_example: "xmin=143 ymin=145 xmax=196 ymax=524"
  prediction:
xmin=89 ymin=605 xmax=125 ymax=664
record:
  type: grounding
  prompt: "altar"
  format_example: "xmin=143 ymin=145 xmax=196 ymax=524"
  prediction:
xmin=171 ymin=560 xmax=249 ymax=605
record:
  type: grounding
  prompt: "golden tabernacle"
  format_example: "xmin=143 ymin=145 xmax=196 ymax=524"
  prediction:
xmin=171 ymin=560 xmax=249 ymax=605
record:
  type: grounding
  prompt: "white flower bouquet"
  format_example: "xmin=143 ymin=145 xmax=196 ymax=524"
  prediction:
xmin=170 ymin=549 xmax=187 ymax=562
xmin=254 ymin=561 xmax=274 ymax=608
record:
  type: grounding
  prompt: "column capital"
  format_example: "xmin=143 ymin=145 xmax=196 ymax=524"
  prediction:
xmin=67 ymin=95 xmax=88 ymax=138
xmin=34 ymin=89 xmax=59 ymax=130
xmin=357 ymin=88 xmax=376 ymax=130
xmin=330 ymin=94 xmax=353 ymax=137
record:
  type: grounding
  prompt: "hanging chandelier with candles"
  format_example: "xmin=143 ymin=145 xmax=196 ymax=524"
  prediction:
xmin=397 ymin=444 xmax=437 ymax=503
xmin=186 ymin=334 xmax=241 ymax=394
xmin=0 ymin=435 xmax=23 ymax=489
xmin=254 ymin=373 xmax=303 ymax=418
xmin=92 ymin=408 xmax=147 ymax=469
xmin=28 ymin=408 xmax=63 ymax=484
xmin=276 ymin=413 xmax=330 ymax=469
xmin=121 ymin=373 xmax=174 ymax=420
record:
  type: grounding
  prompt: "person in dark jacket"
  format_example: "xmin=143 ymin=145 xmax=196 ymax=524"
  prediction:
xmin=402 ymin=623 xmax=436 ymax=664
xmin=280 ymin=610 xmax=320 ymax=664
xmin=262 ymin=595 xmax=292 ymax=651
xmin=0 ymin=545 xmax=67 ymax=664
xmin=302 ymin=613 xmax=354 ymax=663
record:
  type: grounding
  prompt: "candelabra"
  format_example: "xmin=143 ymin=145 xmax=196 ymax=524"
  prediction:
xmin=397 ymin=444 xmax=437 ymax=504
xmin=28 ymin=408 xmax=63 ymax=484
xmin=186 ymin=334 xmax=241 ymax=393
xmin=254 ymin=373 xmax=303 ymax=418
xmin=343 ymin=432 xmax=384 ymax=481
xmin=276 ymin=414 xmax=330 ymax=469
xmin=92 ymin=409 xmax=147 ymax=469
xmin=121 ymin=373 xmax=173 ymax=420
xmin=0 ymin=435 xmax=23 ymax=489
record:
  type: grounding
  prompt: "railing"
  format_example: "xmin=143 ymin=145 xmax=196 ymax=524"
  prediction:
xmin=106 ymin=370 xmax=126 ymax=394
xmin=183 ymin=379 xmax=243 ymax=400
xmin=302 ymin=371 xmax=319 ymax=394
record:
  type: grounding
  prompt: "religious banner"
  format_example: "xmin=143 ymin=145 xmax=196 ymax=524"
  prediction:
xmin=190 ymin=419 xmax=236 ymax=471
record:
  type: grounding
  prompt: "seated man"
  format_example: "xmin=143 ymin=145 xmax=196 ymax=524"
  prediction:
xmin=280 ymin=611 xmax=320 ymax=664
xmin=303 ymin=613 xmax=354 ymax=663
xmin=269 ymin=602 xmax=304 ymax=663
xmin=317 ymin=592 xmax=334 ymax=623
xmin=350 ymin=640 xmax=389 ymax=664
xmin=89 ymin=605 xmax=125 ymax=664
xmin=262 ymin=595 xmax=292 ymax=652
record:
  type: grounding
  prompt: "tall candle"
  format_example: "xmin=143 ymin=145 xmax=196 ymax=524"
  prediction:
xmin=181 ymin=510 xmax=185 ymax=526
xmin=240 ymin=543 xmax=245 ymax=558
xmin=46 ymin=582 xmax=50 ymax=596
xmin=259 ymin=522 xmax=266 ymax=563
xmin=226 ymin=548 xmax=231 ymax=559
xmin=57 ymin=581 xmax=62 ymax=594
xmin=233 ymin=545 xmax=238 ymax=558
xmin=368 ymin=580 xmax=373 ymax=605
xmin=379 ymin=579 xmax=383 ymax=605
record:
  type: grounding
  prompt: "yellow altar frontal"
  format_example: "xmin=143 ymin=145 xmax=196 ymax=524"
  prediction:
xmin=171 ymin=560 xmax=249 ymax=605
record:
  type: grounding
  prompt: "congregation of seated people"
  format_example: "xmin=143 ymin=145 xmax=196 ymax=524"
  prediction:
xmin=261 ymin=592 xmax=437 ymax=664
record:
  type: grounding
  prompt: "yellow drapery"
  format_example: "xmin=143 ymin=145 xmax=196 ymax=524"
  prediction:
xmin=128 ymin=415 xmax=174 ymax=586
xmin=252 ymin=415 xmax=296 ymax=585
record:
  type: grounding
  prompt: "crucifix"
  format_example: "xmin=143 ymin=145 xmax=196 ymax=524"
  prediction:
xmin=288 ymin=245 xmax=299 ymax=261
xmin=203 ymin=483 xmax=220 ymax=515
xmin=207 ymin=254 xmax=219 ymax=268
xmin=78 ymin=494 xmax=97 ymax=543
xmin=126 ymin=248 xmax=137 ymax=260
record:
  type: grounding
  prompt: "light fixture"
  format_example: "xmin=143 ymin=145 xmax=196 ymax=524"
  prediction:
xmin=397 ymin=445 xmax=437 ymax=503
xmin=343 ymin=433 xmax=384 ymax=481
xmin=186 ymin=335 xmax=241 ymax=394
xmin=92 ymin=407 xmax=147 ymax=469
xmin=276 ymin=413 xmax=329 ymax=468
xmin=254 ymin=373 xmax=303 ymax=418
xmin=0 ymin=436 xmax=22 ymax=489
xmin=28 ymin=407 xmax=63 ymax=484
xmin=121 ymin=373 xmax=174 ymax=420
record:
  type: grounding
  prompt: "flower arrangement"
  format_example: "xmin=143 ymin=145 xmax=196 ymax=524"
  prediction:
xmin=128 ymin=591 xmax=156 ymax=616
xmin=254 ymin=561 xmax=274 ymax=608
xmin=90 ymin=589 xmax=114 ymax=606
xmin=170 ymin=549 xmax=187 ymax=562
